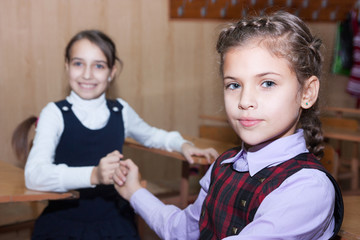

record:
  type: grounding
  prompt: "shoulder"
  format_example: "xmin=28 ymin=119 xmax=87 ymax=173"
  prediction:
xmin=278 ymin=153 xmax=333 ymax=190
xmin=115 ymin=98 xmax=140 ymax=118
xmin=35 ymin=102 xmax=64 ymax=135
xmin=282 ymin=168 xmax=335 ymax=199
xmin=37 ymin=102 xmax=63 ymax=125
xmin=251 ymin=168 xmax=336 ymax=239
xmin=261 ymin=168 xmax=335 ymax=217
xmin=40 ymin=102 xmax=62 ymax=116
xmin=53 ymin=99 xmax=71 ymax=109
xmin=115 ymin=98 xmax=129 ymax=108
xmin=276 ymin=153 xmax=326 ymax=176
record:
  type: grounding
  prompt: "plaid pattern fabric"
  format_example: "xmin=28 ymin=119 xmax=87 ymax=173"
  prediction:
xmin=199 ymin=150 xmax=332 ymax=239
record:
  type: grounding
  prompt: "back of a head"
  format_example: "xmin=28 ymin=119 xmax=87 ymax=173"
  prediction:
xmin=12 ymin=116 xmax=38 ymax=167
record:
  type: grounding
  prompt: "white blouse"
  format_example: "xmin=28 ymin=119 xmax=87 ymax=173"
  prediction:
xmin=25 ymin=91 xmax=187 ymax=192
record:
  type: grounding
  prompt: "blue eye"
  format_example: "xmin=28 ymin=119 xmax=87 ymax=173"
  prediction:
xmin=261 ymin=81 xmax=275 ymax=88
xmin=226 ymin=83 xmax=241 ymax=90
xmin=73 ymin=61 xmax=83 ymax=67
xmin=95 ymin=64 xmax=105 ymax=69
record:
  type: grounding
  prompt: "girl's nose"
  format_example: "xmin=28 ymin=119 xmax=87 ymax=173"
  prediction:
xmin=82 ymin=65 xmax=92 ymax=80
xmin=238 ymin=87 xmax=257 ymax=110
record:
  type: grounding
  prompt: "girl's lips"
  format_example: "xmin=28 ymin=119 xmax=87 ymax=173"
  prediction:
xmin=79 ymin=83 xmax=96 ymax=89
xmin=238 ymin=118 xmax=262 ymax=127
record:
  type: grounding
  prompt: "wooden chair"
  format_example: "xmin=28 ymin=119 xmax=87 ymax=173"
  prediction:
xmin=321 ymin=143 xmax=340 ymax=179
xmin=320 ymin=117 xmax=359 ymax=131
xmin=320 ymin=116 xmax=359 ymax=189
xmin=0 ymin=116 xmax=40 ymax=239
xmin=11 ymin=116 xmax=37 ymax=168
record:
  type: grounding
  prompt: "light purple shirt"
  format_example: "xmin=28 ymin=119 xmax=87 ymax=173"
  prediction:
xmin=130 ymin=130 xmax=336 ymax=240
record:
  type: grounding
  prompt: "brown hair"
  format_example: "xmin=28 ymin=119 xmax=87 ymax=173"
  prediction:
xmin=65 ymin=30 xmax=123 ymax=72
xmin=216 ymin=11 xmax=324 ymax=158
xmin=11 ymin=116 xmax=38 ymax=165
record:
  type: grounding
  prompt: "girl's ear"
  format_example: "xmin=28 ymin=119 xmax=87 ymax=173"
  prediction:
xmin=65 ymin=61 xmax=70 ymax=72
xmin=301 ymin=76 xmax=319 ymax=109
xmin=110 ymin=66 xmax=117 ymax=81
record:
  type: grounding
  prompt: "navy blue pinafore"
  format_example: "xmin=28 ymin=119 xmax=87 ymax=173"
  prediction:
xmin=32 ymin=99 xmax=140 ymax=240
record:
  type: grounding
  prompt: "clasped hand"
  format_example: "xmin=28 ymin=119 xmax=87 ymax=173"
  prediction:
xmin=89 ymin=150 xmax=140 ymax=201
xmin=91 ymin=150 xmax=123 ymax=185
xmin=113 ymin=159 xmax=142 ymax=201
xmin=112 ymin=145 xmax=220 ymax=201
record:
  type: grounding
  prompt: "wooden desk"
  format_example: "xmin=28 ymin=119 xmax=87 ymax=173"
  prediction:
xmin=323 ymin=127 xmax=360 ymax=190
xmin=324 ymin=107 xmax=360 ymax=117
xmin=339 ymin=195 xmax=360 ymax=240
xmin=124 ymin=136 xmax=236 ymax=208
xmin=0 ymin=161 xmax=78 ymax=203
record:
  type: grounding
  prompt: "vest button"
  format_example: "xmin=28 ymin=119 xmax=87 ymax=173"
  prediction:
xmin=62 ymin=106 xmax=69 ymax=111
xmin=112 ymin=106 xmax=119 ymax=112
xmin=259 ymin=177 xmax=265 ymax=183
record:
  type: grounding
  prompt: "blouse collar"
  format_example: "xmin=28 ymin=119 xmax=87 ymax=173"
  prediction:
xmin=221 ymin=129 xmax=309 ymax=176
xmin=67 ymin=91 xmax=106 ymax=110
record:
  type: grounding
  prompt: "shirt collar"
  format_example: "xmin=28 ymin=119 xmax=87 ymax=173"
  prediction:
xmin=67 ymin=91 xmax=106 ymax=110
xmin=221 ymin=129 xmax=309 ymax=176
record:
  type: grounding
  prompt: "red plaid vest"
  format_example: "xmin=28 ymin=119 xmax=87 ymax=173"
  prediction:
xmin=199 ymin=147 xmax=343 ymax=240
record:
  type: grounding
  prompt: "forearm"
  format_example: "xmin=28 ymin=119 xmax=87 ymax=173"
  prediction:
xmin=120 ymin=98 xmax=188 ymax=152
xmin=130 ymin=188 xmax=203 ymax=240
xmin=25 ymin=154 xmax=94 ymax=192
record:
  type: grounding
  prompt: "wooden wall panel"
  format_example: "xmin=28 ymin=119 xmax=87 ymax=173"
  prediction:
xmin=0 ymin=0 xmax=356 ymax=169
xmin=0 ymin=0 xmax=221 ymax=166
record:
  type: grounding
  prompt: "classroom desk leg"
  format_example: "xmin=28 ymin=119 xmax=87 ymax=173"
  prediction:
xmin=351 ymin=143 xmax=359 ymax=190
xmin=180 ymin=162 xmax=190 ymax=209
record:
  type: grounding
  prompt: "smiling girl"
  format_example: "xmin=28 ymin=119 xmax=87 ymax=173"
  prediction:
xmin=22 ymin=30 xmax=218 ymax=239
xmin=113 ymin=11 xmax=344 ymax=239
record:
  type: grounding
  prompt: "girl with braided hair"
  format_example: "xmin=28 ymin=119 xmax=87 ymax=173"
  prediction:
xmin=113 ymin=11 xmax=343 ymax=239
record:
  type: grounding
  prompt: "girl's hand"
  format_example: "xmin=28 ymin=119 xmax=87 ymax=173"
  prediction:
xmin=181 ymin=143 xmax=219 ymax=164
xmin=91 ymin=150 xmax=123 ymax=185
xmin=113 ymin=159 xmax=143 ymax=201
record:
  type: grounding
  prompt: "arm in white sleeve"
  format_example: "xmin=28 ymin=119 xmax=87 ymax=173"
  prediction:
xmin=25 ymin=102 xmax=95 ymax=192
xmin=223 ymin=169 xmax=336 ymax=240
xmin=118 ymin=99 xmax=188 ymax=153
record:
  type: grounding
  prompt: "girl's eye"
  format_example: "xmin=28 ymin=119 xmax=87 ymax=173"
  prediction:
xmin=226 ymin=83 xmax=241 ymax=90
xmin=261 ymin=80 xmax=275 ymax=88
xmin=95 ymin=64 xmax=106 ymax=69
xmin=72 ymin=61 xmax=83 ymax=67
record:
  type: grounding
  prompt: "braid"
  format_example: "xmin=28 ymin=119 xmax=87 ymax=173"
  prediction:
xmin=300 ymin=103 xmax=324 ymax=159
xmin=299 ymin=37 xmax=324 ymax=159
